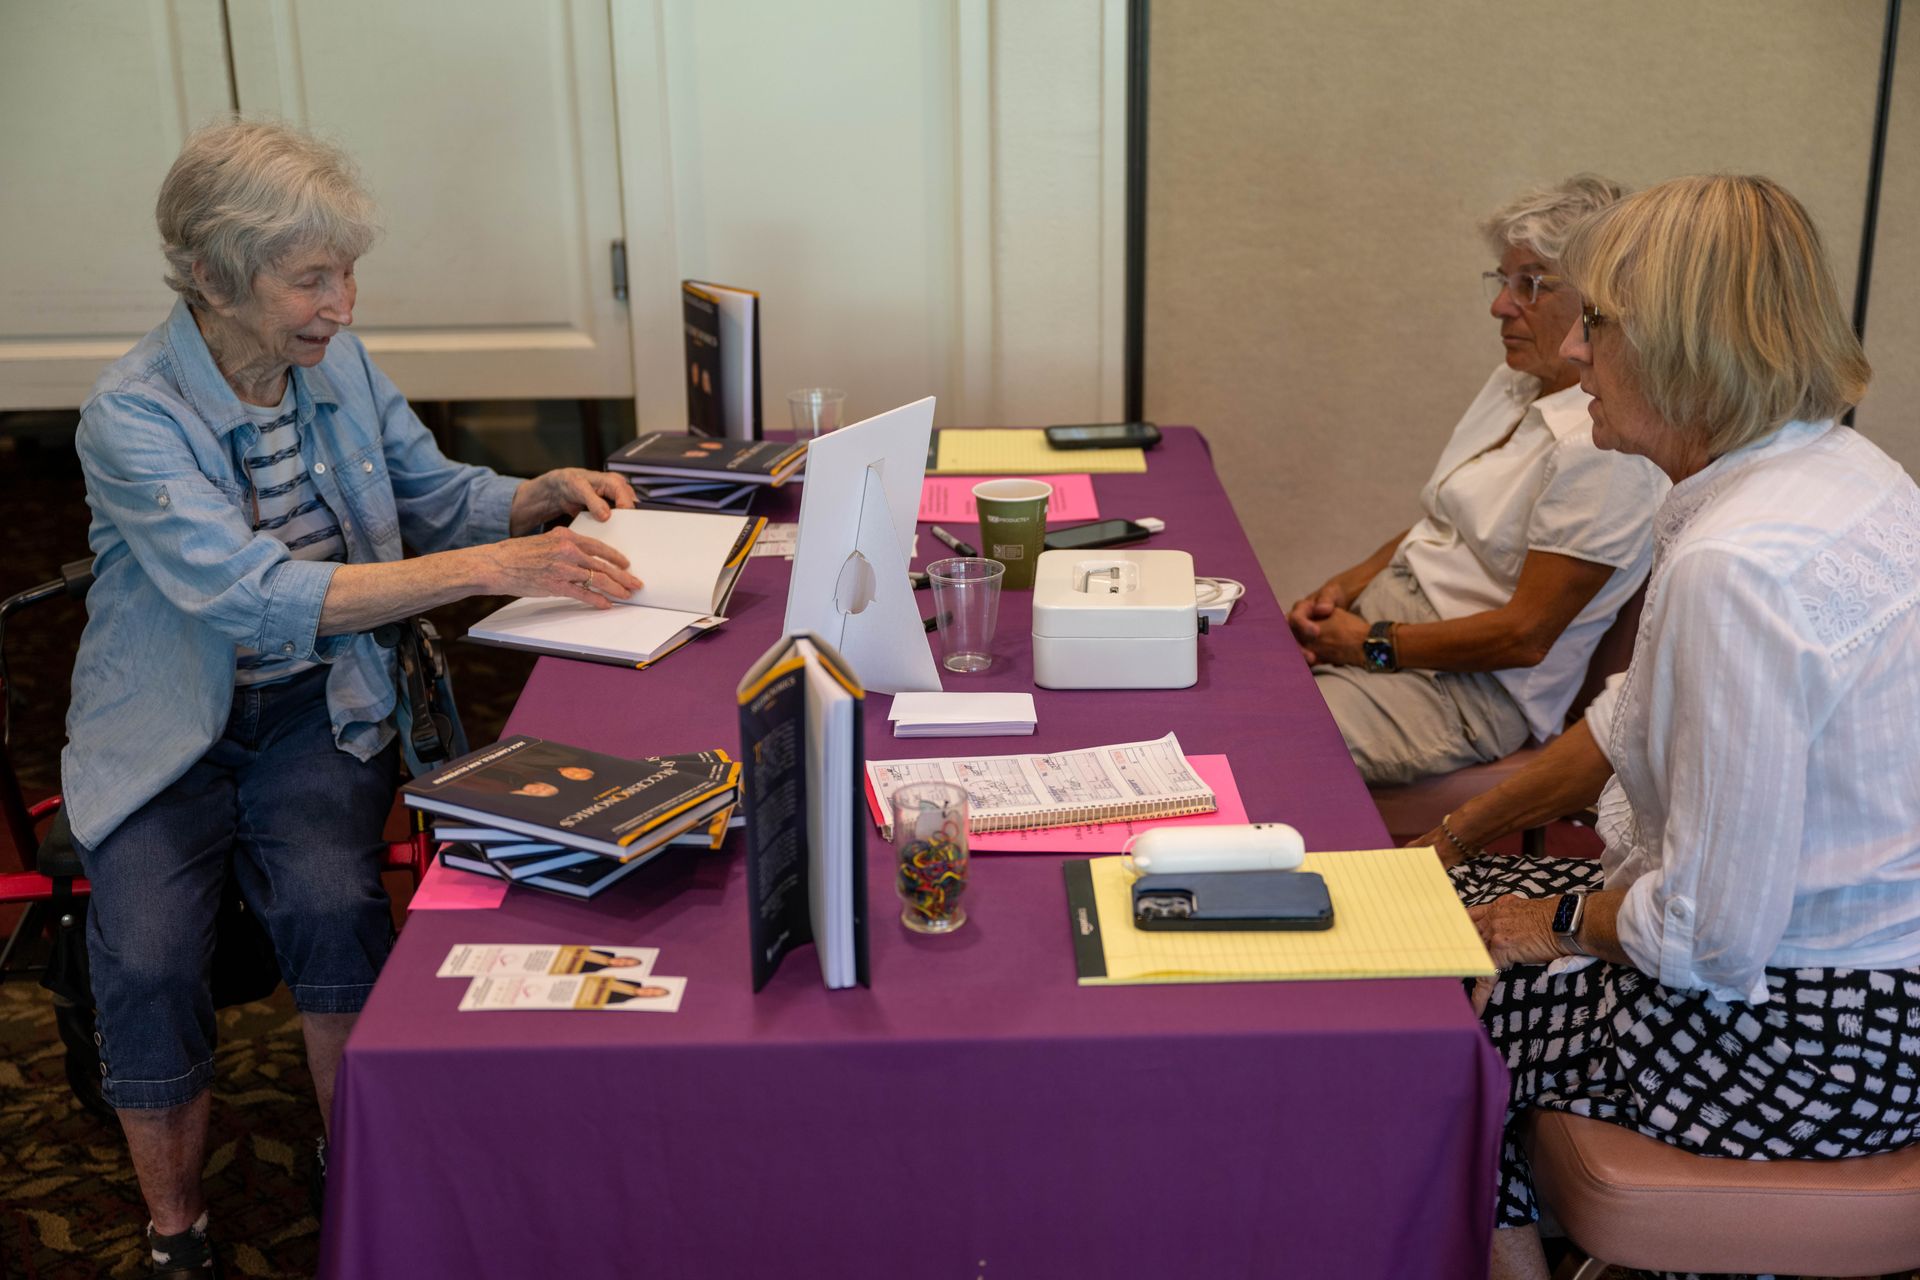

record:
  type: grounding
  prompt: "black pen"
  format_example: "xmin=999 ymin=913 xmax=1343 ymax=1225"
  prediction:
xmin=923 ymin=612 xmax=948 ymax=632
xmin=929 ymin=525 xmax=979 ymax=557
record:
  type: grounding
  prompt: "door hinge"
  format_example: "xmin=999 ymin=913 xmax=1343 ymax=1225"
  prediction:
xmin=611 ymin=239 xmax=629 ymax=302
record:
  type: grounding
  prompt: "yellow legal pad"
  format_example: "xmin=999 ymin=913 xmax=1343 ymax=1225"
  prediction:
xmin=1065 ymin=848 xmax=1495 ymax=986
xmin=932 ymin=429 xmax=1148 ymax=475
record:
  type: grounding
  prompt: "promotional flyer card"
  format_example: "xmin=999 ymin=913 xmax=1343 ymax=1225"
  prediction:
xmin=436 ymin=944 xmax=660 ymax=979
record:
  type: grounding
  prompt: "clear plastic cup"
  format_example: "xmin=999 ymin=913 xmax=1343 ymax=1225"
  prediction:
xmin=787 ymin=388 xmax=846 ymax=440
xmin=926 ymin=556 xmax=1005 ymax=674
xmin=891 ymin=780 xmax=970 ymax=933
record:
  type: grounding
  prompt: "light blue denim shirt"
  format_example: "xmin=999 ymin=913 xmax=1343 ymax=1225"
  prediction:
xmin=64 ymin=300 xmax=524 ymax=848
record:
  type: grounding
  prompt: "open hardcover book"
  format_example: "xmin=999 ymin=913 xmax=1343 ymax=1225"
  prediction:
xmin=467 ymin=509 xmax=764 ymax=667
xmin=864 ymin=732 xmax=1215 ymax=840
xmin=737 ymin=633 xmax=867 ymax=991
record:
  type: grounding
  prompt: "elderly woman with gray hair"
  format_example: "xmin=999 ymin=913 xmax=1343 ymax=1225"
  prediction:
xmin=66 ymin=121 xmax=643 ymax=1276
xmin=1288 ymin=175 xmax=1669 ymax=789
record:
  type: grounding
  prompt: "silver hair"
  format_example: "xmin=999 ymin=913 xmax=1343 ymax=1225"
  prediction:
xmin=1481 ymin=174 xmax=1629 ymax=264
xmin=156 ymin=119 xmax=379 ymax=309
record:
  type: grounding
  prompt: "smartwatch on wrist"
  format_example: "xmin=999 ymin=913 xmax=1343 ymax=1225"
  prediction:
xmin=1551 ymin=892 xmax=1587 ymax=957
xmin=1361 ymin=620 xmax=1399 ymax=673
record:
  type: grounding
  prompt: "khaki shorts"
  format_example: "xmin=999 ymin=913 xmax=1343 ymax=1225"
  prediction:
xmin=1312 ymin=562 xmax=1529 ymax=787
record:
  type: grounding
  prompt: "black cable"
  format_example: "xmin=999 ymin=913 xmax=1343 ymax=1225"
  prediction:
xmin=1123 ymin=0 xmax=1151 ymax=423
xmin=1846 ymin=0 xmax=1902 ymax=428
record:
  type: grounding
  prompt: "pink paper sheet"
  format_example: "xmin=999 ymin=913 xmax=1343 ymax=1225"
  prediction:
xmin=408 ymin=857 xmax=509 ymax=910
xmin=919 ymin=474 xmax=1100 ymax=524
xmin=967 ymin=754 xmax=1248 ymax=853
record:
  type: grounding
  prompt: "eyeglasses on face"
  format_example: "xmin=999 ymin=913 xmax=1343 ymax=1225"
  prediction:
xmin=1481 ymin=270 xmax=1564 ymax=307
xmin=1580 ymin=303 xmax=1608 ymax=344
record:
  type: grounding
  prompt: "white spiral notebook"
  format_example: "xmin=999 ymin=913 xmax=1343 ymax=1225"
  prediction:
xmin=863 ymin=732 xmax=1216 ymax=839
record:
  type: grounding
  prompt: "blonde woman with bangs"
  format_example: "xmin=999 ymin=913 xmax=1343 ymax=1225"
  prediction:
xmin=1422 ymin=175 xmax=1920 ymax=1280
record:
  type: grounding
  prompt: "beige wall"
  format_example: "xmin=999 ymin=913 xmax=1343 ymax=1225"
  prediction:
xmin=1144 ymin=0 xmax=1896 ymax=601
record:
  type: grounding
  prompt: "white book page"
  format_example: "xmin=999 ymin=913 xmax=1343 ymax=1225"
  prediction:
xmin=468 ymin=596 xmax=711 ymax=664
xmin=567 ymin=509 xmax=746 ymax=614
xmin=797 ymin=640 xmax=857 ymax=987
xmin=706 ymin=285 xmax=758 ymax=439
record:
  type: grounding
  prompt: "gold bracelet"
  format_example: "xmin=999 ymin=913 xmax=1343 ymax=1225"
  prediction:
xmin=1439 ymin=813 xmax=1481 ymax=861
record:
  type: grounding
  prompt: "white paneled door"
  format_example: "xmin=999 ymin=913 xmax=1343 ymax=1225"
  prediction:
xmin=610 ymin=0 xmax=1127 ymax=433
xmin=226 ymin=0 xmax=634 ymax=400
xmin=0 ymin=0 xmax=233 ymax=409
xmin=0 ymin=0 xmax=634 ymax=409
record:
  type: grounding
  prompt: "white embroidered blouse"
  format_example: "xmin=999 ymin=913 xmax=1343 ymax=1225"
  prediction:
xmin=1586 ymin=420 xmax=1920 ymax=1004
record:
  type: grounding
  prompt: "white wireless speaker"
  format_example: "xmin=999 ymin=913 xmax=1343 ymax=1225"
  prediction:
xmin=1120 ymin=823 xmax=1306 ymax=876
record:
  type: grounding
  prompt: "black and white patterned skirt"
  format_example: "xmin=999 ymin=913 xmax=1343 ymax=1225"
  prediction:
xmin=1449 ymin=854 xmax=1920 ymax=1235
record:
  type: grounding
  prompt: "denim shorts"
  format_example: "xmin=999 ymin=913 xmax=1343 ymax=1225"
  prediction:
xmin=73 ymin=664 xmax=398 ymax=1110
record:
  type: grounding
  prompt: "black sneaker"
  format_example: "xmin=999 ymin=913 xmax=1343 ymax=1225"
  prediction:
xmin=308 ymin=1136 xmax=327 ymax=1220
xmin=147 ymin=1217 xmax=220 ymax=1277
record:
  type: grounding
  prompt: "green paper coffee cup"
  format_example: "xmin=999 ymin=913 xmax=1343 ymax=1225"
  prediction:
xmin=972 ymin=478 xmax=1052 ymax=590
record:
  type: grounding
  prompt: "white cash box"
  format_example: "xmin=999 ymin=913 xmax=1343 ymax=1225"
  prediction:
xmin=1031 ymin=549 xmax=1198 ymax=689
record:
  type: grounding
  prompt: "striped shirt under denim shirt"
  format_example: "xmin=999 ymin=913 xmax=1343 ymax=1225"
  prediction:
xmin=234 ymin=387 xmax=347 ymax=685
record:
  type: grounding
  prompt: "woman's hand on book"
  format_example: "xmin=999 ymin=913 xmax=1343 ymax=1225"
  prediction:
xmin=509 ymin=468 xmax=638 ymax=535
xmin=482 ymin=527 xmax=642 ymax=609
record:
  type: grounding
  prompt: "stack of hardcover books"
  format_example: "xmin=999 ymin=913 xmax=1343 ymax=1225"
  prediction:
xmin=403 ymin=736 xmax=741 ymax=899
xmin=608 ymin=432 xmax=806 ymax=513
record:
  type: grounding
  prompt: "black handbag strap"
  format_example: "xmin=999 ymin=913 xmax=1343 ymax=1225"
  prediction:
xmin=375 ymin=617 xmax=456 ymax=765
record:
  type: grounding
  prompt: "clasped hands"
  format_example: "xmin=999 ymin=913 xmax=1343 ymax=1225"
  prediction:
xmin=1285 ymin=582 xmax=1370 ymax=665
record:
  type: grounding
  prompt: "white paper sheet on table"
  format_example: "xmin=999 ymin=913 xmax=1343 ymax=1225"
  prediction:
xmin=888 ymin=692 xmax=1037 ymax=737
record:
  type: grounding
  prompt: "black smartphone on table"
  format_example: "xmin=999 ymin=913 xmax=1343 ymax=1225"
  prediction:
xmin=1043 ymin=519 xmax=1156 ymax=552
xmin=1044 ymin=422 xmax=1161 ymax=450
xmin=1132 ymin=870 xmax=1335 ymax=931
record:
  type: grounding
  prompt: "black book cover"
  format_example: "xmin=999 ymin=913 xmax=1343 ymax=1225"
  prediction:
xmin=682 ymin=283 xmax=725 ymax=437
xmin=608 ymin=432 xmax=804 ymax=484
xmin=736 ymin=637 xmax=868 ymax=991
xmin=515 ymin=852 xmax=650 ymax=898
xmin=437 ymin=843 xmax=648 ymax=899
xmin=403 ymin=737 xmax=737 ymax=858
xmin=739 ymin=653 xmax=810 ymax=991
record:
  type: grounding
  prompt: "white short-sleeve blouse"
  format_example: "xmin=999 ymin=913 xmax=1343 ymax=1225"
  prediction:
xmin=1399 ymin=366 xmax=1670 ymax=739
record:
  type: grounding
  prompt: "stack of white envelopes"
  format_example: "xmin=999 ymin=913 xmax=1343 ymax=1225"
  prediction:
xmin=887 ymin=692 xmax=1037 ymax=738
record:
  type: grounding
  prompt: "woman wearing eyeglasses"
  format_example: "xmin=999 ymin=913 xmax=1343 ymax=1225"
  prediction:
xmin=1427 ymin=175 xmax=1920 ymax=1280
xmin=1288 ymin=175 xmax=1669 ymax=787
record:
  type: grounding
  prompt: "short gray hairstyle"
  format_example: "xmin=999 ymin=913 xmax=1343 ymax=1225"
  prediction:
xmin=1481 ymin=174 xmax=1629 ymax=264
xmin=157 ymin=120 xmax=379 ymax=309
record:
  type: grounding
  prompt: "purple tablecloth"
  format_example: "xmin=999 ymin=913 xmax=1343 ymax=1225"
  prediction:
xmin=320 ymin=428 xmax=1506 ymax=1279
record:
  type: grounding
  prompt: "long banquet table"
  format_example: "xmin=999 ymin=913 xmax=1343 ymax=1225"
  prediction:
xmin=318 ymin=428 xmax=1506 ymax=1279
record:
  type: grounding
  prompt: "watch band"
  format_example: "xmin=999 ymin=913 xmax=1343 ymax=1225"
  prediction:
xmin=1551 ymin=892 xmax=1587 ymax=957
xmin=1363 ymin=620 xmax=1399 ymax=673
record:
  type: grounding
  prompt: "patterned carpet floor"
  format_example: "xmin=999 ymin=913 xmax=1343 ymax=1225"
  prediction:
xmin=0 ymin=985 xmax=322 ymax=1279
